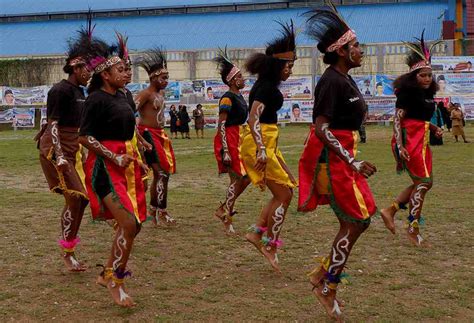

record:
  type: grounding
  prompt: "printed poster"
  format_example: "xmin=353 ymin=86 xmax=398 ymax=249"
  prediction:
xmin=165 ymin=81 xmax=180 ymax=102
xmin=12 ymin=108 xmax=35 ymax=127
xmin=450 ymin=96 xmax=474 ymax=120
xmin=365 ymin=98 xmax=396 ymax=122
xmin=279 ymin=77 xmax=312 ymax=100
xmin=374 ymin=75 xmax=396 ymax=96
xmin=280 ymin=100 xmax=313 ymax=123
xmin=435 ymin=73 xmax=474 ymax=95
xmin=1 ymin=86 xmax=48 ymax=106
xmin=352 ymin=75 xmax=375 ymax=97
xmin=432 ymin=56 xmax=474 ymax=73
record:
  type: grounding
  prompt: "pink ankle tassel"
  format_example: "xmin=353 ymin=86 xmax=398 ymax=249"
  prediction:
xmin=58 ymin=237 xmax=81 ymax=250
xmin=257 ymin=226 xmax=268 ymax=233
xmin=274 ymin=239 xmax=284 ymax=248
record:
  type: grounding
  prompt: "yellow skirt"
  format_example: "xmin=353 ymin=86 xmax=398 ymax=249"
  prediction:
xmin=240 ymin=124 xmax=297 ymax=189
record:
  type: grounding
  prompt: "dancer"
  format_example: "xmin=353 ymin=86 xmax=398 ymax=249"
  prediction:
xmin=380 ymin=31 xmax=443 ymax=247
xmin=241 ymin=21 xmax=298 ymax=271
xmin=37 ymin=23 xmax=92 ymax=272
xmin=79 ymin=36 xmax=147 ymax=307
xmin=136 ymin=48 xmax=177 ymax=226
xmin=213 ymin=48 xmax=251 ymax=234
xmin=298 ymin=3 xmax=377 ymax=320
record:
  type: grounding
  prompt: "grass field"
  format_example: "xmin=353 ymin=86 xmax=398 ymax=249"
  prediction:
xmin=0 ymin=125 xmax=473 ymax=322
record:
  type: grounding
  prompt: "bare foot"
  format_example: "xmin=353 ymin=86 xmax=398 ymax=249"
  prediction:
xmin=96 ymin=274 xmax=108 ymax=287
xmin=407 ymin=226 xmax=431 ymax=248
xmin=380 ymin=207 xmax=396 ymax=234
xmin=63 ymin=253 xmax=86 ymax=272
xmin=245 ymin=232 xmax=263 ymax=255
xmin=215 ymin=205 xmax=235 ymax=234
xmin=313 ymin=284 xmax=344 ymax=322
xmin=308 ymin=267 xmax=327 ymax=288
xmin=108 ymin=279 xmax=136 ymax=308
xmin=148 ymin=208 xmax=158 ymax=227
xmin=157 ymin=210 xmax=177 ymax=226
xmin=260 ymin=245 xmax=281 ymax=273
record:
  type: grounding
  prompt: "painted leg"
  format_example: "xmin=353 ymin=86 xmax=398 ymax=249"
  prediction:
xmin=259 ymin=181 xmax=292 ymax=273
xmin=156 ymin=171 xmax=176 ymax=226
xmin=59 ymin=194 xmax=88 ymax=272
xmin=407 ymin=181 xmax=432 ymax=247
xmin=313 ymin=219 xmax=368 ymax=322
xmin=148 ymin=168 xmax=159 ymax=226
xmin=103 ymin=194 xmax=139 ymax=307
xmin=380 ymin=184 xmax=412 ymax=234
xmin=245 ymin=197 xmax=271 ymax=255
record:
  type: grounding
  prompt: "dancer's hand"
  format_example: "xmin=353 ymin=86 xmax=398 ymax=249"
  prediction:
xmin=138 ymin=160 xmax=149 ymax=174
xmin=222 ymin=150 xmax=232 ymax=166
xmin=399 ymin=147 xmax=410 ymax=162
xmin=56 ymin=158 xmax=70 ymax=173
xmin=113 ymin=154 xmax=134 ymax=167
xmin=255 ymin=147 xmax=267 ymax=172
xmin=434 ymin=127 xmax=443 ymax=138
xmin=350 ymin=159 xmax=377 ymax=178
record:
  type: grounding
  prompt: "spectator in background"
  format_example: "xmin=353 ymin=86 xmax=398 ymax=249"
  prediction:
xmin=3 ymin=89 xmax=15 ymax=105
xmin=430 ymin=102 xmax=444 ymax=145
xmin=178 ymin=105 xmax=191 ymax=139
xmin=440 ymin=101 xmax=452 ymax=132
xmin=192 ymin=104 xmax=205 ymax=138
xmin=451 ymin=103 xmax=469 ymax=143
xmin=169 ymin=104 xmax=179 ymax=139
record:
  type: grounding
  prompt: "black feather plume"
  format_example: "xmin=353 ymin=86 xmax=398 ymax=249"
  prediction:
xmin=137 ymin=47 xmax=168 ymax=76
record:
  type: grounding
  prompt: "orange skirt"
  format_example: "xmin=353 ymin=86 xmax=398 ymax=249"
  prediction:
xmin=138 ymin=125 xmax=176 ymax=174
xmin=214 ymin=125 xmax=247 ymax=177
xmin=84 ymin=140 xmax=147 ymax=223
xmin=298 ymin=126 xmax=377 ymax=223
xmin=391 ymin=118 xmax=432 ymax=183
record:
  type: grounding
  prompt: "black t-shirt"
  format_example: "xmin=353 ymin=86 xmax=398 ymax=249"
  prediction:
xmin=47 ymin=79 xmax=85 ymax=127
xmin=395 ymin=87 xmax=435 ymax=122
xmin=249 ymin=79 xmax=283 ymax=124
xmin=313 ymin=67 xmax=367 ymax=130
xmin=118 ymin=88 xmax=136 ymax=113
xmin=219 ymin=91 xmax=248 ymax=126
xmin=80 ymin=90 xmax=136 ymax=141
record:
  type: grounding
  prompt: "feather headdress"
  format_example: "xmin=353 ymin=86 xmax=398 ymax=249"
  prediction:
xmin=115 ymin=31 xmax=131 ymax=66
xmin=266 ymin=20 xmax=297 ymax=61
xmin=403 ymin=30 xmax=442 ymax=72
xmin=138 ymin=47 xmax=168 ymax=78
xmin=214 ymin=46 xmax=240 ymax=84
xmin=305 ymin=0 xmax=356 ymax=54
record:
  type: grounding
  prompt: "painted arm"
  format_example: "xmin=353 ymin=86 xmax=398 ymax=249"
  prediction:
xmin=217 ymin=111 xmax=232 ymax=166
xmin=429 ymin=122 xmax=443 ymax=138
xmin=78 ymin=135 xmax=133 ymax=168
xmin=247 ymin=100 xmax=267 ymax=172
xmin=393 ymin=108 xmax=410 ymax=161
xmin=314 ymin=116 xmax=376 ymax=178
xmin=50 ymin=121 xmax=69 ymax=171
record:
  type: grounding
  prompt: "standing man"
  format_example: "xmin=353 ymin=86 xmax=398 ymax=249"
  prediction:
xmin=136 ymin=48 xmax=177 ymax=226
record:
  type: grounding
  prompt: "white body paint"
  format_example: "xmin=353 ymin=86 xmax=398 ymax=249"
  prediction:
xmin=62 ymin=208 xmax=73 ymax=240
xmin=225 ymin=181 xmax=236 ymax=212
xmin=394 ymin=109 xmax=405 ymax=150
xmin=156 ymin=175 xmax=165 ymax=206
xmin=112 ymin=228 xmax=127 ymax=271
xmin=51 ymin=121 xmax=67 ymax=165
xmin=328 ymin=230 xmax=350 ymax=274
xmin=321 ymin=123 xmax=353 ymax=165
xmin=271 ymin=204 xmax=285 ymax=241
xmin=410 ymin=183 xmax=430 ymax=217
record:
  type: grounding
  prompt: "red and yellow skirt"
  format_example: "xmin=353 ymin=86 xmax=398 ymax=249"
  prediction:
xmin=213 ymin=125 xmax=247 ymax=177
xmin=298 ymin=126 xmax=376 ymax=223
xmin=240 ymin=124 xmax=297 ymax=189
xmin=138 ymin=125 xmax=176 ymax=174
xmin=391 ymin=118 xmax=432 ymax=183
xmin=84 ymin=140 xmax=147 ymax=223
xmin=39 ymin=126 xmax=88 ymax=200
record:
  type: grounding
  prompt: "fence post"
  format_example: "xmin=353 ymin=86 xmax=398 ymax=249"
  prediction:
xmin=376 ymin=44 xmax=385 ymax=74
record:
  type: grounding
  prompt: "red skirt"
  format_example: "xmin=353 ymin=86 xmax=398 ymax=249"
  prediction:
xmin=84 ymin=140 xmax=147 ymax=223
xmin=138 ymin=125 xmax=176 ymax=174
xmin=213 ymin=125 xmax=247 ymax=177
xmin=298 ymin=126 xmax=377 ymax=223
xmin=391 ymin=118 xmax=432 ymax=182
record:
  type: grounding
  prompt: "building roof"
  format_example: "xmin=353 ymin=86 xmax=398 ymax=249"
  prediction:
xmin=1 ymin=0 xmax=270 ymax=16
xmin=0 ymin=2 xmax=447 ymax=57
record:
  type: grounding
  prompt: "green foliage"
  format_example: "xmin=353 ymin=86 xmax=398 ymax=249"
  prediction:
xmin=0 ymin=58 xmax=54 ymax=86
